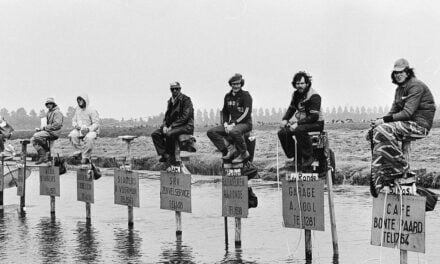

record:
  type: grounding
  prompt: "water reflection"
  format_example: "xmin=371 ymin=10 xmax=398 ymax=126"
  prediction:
xmin=159 ymin=239 xmax=195 ymax=264
xmin=0 ymin=217 xmax=7 ymax=260
xmin=113 ymin=228 xmax=142 ymax=263
xmin=36 ymin=217 xmax=64 ymax=263
xmin=220 ymin=247 xmax=257 ymax=264
xmin=74 ymin=221 xmax=101 ymax=263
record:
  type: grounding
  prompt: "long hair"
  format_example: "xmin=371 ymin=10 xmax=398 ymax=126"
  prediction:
xmin=391 ymin=68 xmax=415 ymax=84
xmin=292 ymin=71 xmax=312 ymax=88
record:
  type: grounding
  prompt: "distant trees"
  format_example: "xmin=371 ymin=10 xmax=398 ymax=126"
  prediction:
xmin=1 ymin=104 xmax=439 ymax=130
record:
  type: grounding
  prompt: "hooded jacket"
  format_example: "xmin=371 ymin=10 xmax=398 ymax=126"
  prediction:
xmin=384 ymin=77 xmax=436 ymax=130
xmin=72 ymin=94 xmax=101 ymax=134
xmin=163 ymin=93 xmax=194 ymax=132
xmin=44 ymin=105 xmax=63 ymax=138
xmin=282 ymin=87 xmax=323 ymax=125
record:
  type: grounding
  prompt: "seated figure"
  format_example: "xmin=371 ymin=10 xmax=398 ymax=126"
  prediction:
xmin=31 ymin=97 xmax=64 ymax=164
xmin=278 ymin=71 xmax=324 ymax=170
xmin=207 ymin=73 xmax=253 ymax=163
xmin=151 ymin=82 xmax=194 ymax=166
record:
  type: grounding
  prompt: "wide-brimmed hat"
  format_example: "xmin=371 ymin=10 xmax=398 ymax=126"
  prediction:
xmin=45 ymin=97 xmax=56 ymax=106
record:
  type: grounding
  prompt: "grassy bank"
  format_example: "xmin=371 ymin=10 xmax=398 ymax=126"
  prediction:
xmin=7 ymin=126 xmax=440 ymax=189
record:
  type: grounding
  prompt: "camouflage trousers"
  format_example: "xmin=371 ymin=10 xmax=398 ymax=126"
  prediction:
xmin=371 ymin=121 xmax=428 ymax=176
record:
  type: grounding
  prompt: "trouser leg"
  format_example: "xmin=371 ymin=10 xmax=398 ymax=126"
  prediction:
xmin=207 ymin=125 xmax=228 ymax=153
xmin=68 ymin=129 xmax=82 ymax=151
xmin=83 ymin=132 xmax=97 ymax=159
xmin=228 ymin=123 xmax=252 ymax=154
xmin=0 ymin=134 xmax=4 ymax=152
xmin=277 ymin=128 xmax=296 ymax=159
xmin=164 ymin=126 xmax=190 ymax=159
xmin=151 ymin=128 xmax=166 ymax=156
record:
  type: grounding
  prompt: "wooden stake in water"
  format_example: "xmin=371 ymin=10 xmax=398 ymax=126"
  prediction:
xmin=327 ymin=169 xmax=339 ymax=256
xmin=235 ymin=218 xmax=241 ymax=247
xmin=400 ymin=140 xmax=411 ymax=264
xmin=20 ymin=140 xmax=30 ymax=215
xmin=175 ymin=211 xmax=182 ymax=237
xmin=0 ymin=155 xmax=4 ymax=216
xmin=119 ymin=135 xmax=137 ymax=228
xmin=305 ymin=229 xmax=312 ymax=260
xmin=224 ymin=217 xmax=228 ymax=247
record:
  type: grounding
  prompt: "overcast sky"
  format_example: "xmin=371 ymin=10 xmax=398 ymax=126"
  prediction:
xmin=1 ymin=0 xmax=440 ymax=118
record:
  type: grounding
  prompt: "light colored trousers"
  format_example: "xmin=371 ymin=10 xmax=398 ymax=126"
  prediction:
xmin=68 ymin=129 xmax=97 ymax=159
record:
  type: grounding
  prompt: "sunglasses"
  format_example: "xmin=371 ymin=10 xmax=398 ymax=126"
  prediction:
xmin=170 ymin=87 xmax=181 ymax=91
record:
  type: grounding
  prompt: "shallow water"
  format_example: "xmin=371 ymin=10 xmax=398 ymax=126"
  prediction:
xmin=0 ymin=171 xmax=439 ymax=264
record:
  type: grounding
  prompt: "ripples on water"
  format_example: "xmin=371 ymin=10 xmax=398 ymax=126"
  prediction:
xmin=0 ymin=171 xmax=439 ymax=263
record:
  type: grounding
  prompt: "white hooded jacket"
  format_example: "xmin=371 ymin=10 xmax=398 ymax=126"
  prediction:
xmin=72 ymin=94 xmax=100 ymax=134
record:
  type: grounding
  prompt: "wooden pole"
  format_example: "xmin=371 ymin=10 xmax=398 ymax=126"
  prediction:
xmin=305 ymin=229 xmax=312 ymax=260
xmin=327 ymin=169 xmax=339 ymax=256
xmin=20 ymin=141 xmax=28 ymax=215
xmin=224 ymin=217 xmax=228 ymax=247
xmin=175 ymin=211 xmax=182 ymax=238
xmin=49 ymin=142 xmax=55 ymax=218
xmin=235 ymin=217 xmax=241 ymax=247
xmin=126 ymin=139 xmax=134 ymax=228
xmin=400 ymin=140 xmax=411 ymax=264
xmin=86 ymin=202 xmax=91 ymax=221
xmin=0 ymin=155 xmax=4 ymax=217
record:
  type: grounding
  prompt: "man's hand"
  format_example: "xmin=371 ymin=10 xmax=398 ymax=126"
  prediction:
xmin=288 ymin=122 xmax=298 ymax=131
xmin=280 ymin=120 xmax=288 ymax=128
xmin=35 ymin=127 xmax=42 ymax=132
xmin=225 ymin=123 xmax=235 ymax=133
xmin=371 ymin=118 xmax=384 ymax=128
xmin=162 ymin=126 xmax=170 ymax=134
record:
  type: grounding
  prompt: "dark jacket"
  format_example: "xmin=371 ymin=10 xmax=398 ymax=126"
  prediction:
xmin=44 ymin=106 xmax=63 ymax=138
xmin=222 ymin=89 xmax=252 ymax=125
xmin=163 ymin=93 xmax=194 ymax=133
xmin=384 ymin=77 xmax=436 ymax=130
xmin=282 ymin=87 xmax=323 ymax=125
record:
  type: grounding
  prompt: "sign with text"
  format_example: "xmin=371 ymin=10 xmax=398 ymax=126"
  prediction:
xmin=114 ymin=169 xmax=140 ymax=207
xmin=39 ymin=166 xmax=60 ymax=196
xmin=222 ymin=175 xmax=248 ymax=218
xmin=288 ymin=172 xmax=319 ymax=182
xmin=17 ymin=167 xmax=25 ymax=196
xmin=0 ymin=166 xmax=3 ymax=191
xmin=371 ymin=193 xmax=426 ymax=253
xmin=160 ymin=172 xmax=192 ymax=213
xmin=282 ymin=179 xmax=325 ymax=231
xmin=77 ymin=169 xmax=94 ymax=203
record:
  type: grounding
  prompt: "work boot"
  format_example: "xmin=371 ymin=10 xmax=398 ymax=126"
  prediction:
xmin=232 ymin=151 xmax=249 ymax=163
xmin=222 ymin=150 xmax=235 ymax=160
xmin=159 ymin=154 xmax=169 ymax=163
xmin=35 ymin=149 xmax=48 ymax=165
xmin=70 ymin=151 xmax=82 ymax=159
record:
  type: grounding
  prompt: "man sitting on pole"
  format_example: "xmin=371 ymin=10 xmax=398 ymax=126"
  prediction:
xmin=31 ymin=97 xmax=64 ymax=164
xmin=369 ymin=58 xmax=436 ymax=178
xmin=68 ymin=94 xmax=101 ymax=164
xmin=151 ymin=82 xmax=194 ymax=165
xmin=207 ymin=73 xmax=253 ymax=163
xmin=278 ymin=71 xmax=324 ymax=170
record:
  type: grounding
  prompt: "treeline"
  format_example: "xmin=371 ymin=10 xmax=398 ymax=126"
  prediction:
xmin=2 ymin=105 xmax=440 ymax=130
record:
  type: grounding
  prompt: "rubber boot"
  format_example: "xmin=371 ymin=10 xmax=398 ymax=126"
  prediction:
xmin=35 ymin=148 xmax=48 ymax=165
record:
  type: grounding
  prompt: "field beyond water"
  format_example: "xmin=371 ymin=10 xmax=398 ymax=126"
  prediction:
xmin=7 ymin=126 xmax=440 ymax=189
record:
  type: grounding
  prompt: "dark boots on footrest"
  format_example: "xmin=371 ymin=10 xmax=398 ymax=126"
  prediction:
xmin=248 ymin=187 xmax=258 ymax=209
xmin=232 ymin=151 xmax=250 ymax=163
xmin=35 ymin=149 xmax=48 ymax=165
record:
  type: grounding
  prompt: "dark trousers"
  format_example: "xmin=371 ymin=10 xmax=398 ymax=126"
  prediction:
xmin=207 ymin=123 xmax=252 ymax=154
xmin=151 ymin=126 xmax=192 ymax=158
xmin=278 ymin=122 xmax=323 ymax=160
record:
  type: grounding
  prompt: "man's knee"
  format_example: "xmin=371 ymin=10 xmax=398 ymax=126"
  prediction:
xmin=151 ymin=129 xmax=162 ymax=139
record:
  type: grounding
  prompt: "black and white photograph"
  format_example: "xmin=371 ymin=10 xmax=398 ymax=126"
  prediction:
xmin=0 ymin=1 xmax=439 ymax=263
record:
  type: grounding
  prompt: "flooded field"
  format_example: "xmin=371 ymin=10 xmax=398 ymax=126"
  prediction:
xmin=0 ymin=171 xmax=439 ymax=263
